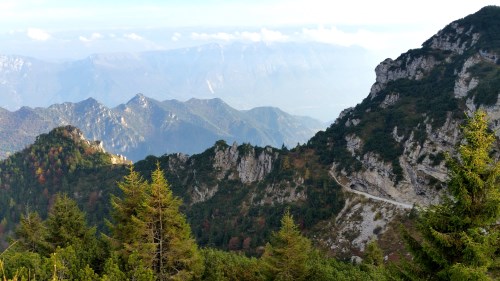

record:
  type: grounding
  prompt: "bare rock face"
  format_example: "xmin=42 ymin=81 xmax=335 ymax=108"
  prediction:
xmin=454 ymin=56 xmax=481 ymax=98
xmin=213 ymin=142 xmax=240 ymax=180
xmin=237 ymin=148 xmax=275 ymax=184
xmin=315 ymin=194 xmax=408 ymax=260
xmin=191 ymin=142 xmax=280 ymax=203
xmin=429 ymin=22 xmax=480 ymax=54
xmin=370 ymin=55 xmax=439 ymax=99
xmin=337 ymin=111 xmax=462 ymax=206
xmin=213 ymin=142 xmax=278 ymax=184
xmin=380 ymin=93 xmax=400 ymax=109
xmin=345 ymin=134 xmax=362 ymax=156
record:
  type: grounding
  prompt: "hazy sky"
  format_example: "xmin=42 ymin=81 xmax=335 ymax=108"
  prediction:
xmin=1 ymin=0 xmax=498 ymax=59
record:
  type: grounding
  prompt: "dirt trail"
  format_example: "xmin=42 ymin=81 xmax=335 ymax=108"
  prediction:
xmin=329 ymin=171 xmax=413 ymax=209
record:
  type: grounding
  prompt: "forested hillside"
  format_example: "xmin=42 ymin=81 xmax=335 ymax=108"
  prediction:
xmin=0 ymin=125 xmax=345 ymax=256
xmin=0 ymin=126 xmax=129 ymax=247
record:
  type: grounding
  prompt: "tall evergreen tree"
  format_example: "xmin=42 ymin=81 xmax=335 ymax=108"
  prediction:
xmin=45 ymin=194 xmax=96 ymax=251
xmin=110 ymin=164 xmax=203 ymax=280
xmin=142 ymin=163 xmax=203 ymax=280
xmin=15 ymin=211 xmax=50 ymax=255
xmin=402 ymin=110 xmax=500 ymax=280
xmin=261 ymin=209 xmax=313 ymax=281
xmin=109 ymin=166 xmax=152 ymax=265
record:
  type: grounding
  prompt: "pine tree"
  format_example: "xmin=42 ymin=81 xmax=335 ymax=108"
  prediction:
xmin=402 ymin=110 xmax=500 ymax=280
xmin=44 ymin=194 xmax=101 ymax=275
xmin=261 ymin=209 xmax=313 ymax=281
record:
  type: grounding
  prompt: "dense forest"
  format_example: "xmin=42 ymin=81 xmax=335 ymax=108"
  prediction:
xmin=1 ymin=111 xmax=499 ymax=280
xmin=0 ymin=125 xmax=346 ymax=257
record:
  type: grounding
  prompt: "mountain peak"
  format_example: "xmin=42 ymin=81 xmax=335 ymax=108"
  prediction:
xmin=45 ymin=125 xmax=96 ymax=147
xmin=424 ymin=5 xmax=500 ymax=55
xmin=127 ymin=93 xmax=153 ymax=108
xmin=78 ymin=97 xmax=101 ymax=107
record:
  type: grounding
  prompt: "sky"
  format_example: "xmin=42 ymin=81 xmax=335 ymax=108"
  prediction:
xmin=0 ymin=0 xmax=499 ymax=120
xmin=1 ymin=0 xmax=498 ymax=60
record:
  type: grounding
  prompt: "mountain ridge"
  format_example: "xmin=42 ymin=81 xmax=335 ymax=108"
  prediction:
xmin=0 ymin=41 xmax=375 ymax=121
xmin=0 ymin=95 xmax=325 ymax=161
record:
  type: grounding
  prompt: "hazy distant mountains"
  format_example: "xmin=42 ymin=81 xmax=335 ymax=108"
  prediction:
xmin=0 ymin=42 xmax=375 ymax=120
xmin=0 ymin=95 xmax=324 ymax=161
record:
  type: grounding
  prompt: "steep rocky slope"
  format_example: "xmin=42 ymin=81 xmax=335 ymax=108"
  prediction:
xmin=308 ymin=6 xmax=500 ymax=207
xmin=133 ymin=141 xmax=344 ymax=254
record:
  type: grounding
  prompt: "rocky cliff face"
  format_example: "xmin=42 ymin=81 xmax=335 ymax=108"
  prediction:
xmin=318 ymin=6 xmax=500 ymax=206
xmin=213 ymin=143 xmax=277 ymax=184
xmin=168 ymin=142 xmax=283 ymax=204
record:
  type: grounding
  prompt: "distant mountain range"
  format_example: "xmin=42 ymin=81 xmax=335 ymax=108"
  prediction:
xmin=0 ymin=95 xmax=325 ymax=161
xmin=0 ymin=42 xmax=375 ymax=121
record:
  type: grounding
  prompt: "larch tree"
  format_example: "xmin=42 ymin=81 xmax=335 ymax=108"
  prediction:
xmin=110 ymin=164 xmax=203 ymax=280
xmin=402 ymin=110 xmax=500 ymax=280
xmin=261 ymin=209 xmax=313 ymax=281
xmin=142 ymin=163 xmax=203 ymax=280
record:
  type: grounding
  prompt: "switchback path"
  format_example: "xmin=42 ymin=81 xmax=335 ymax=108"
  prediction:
xmin=329 ymin=171 xmax=413 ymax=209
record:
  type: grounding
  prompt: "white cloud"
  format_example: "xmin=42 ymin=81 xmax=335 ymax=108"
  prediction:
xmin=171 ymin=32 xmax=181 ymax=42
xmin=191 ymin=28 xmax=289 ymax=43
xmin=79 ymin=32 xmax=103 ymax=43
xmin=238 ymin=31 xmax=261 ymax=42
xmin=301 ymin=26 xmax=414 ymax=50
xmin=260 ymin=28 xmax=288 ymax=42
xmin=124 ymin=33 xmax=143 ymax=41
xmin=191 ymin=32 xmax=235 ymax=41
xmin=27 ymin=28 xmax=50 ymax=41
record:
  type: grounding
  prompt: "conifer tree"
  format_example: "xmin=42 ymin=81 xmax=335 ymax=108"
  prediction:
xmin=109 ymin=166 xmax=152 ymax=265
xmin=110 ymin=164 xmax=203 ymax=280
xmin=44 ymin=194 xmax=101 ymax=275
xmin=363 ymin=239 xmax=384 ymax=267
xmin=142 ymin=163 xmax=203 ymax=280
xmin=261 ymin=209 xmax=313 ymax=281
xmin=402 ymin=110 xmax=500 ymax=280
xmin=15 ymin=211 xmax=50 ymax=255
xmin=45 ymin=194 xmax=96 ymax=251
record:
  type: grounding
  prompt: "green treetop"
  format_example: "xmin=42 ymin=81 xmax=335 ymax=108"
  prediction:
xmin=262 ymin=209 xmax=313 ymax=281
xmin=109 ymin=163 xmax=203 ymax=281
xmin=402 ymin=110 xmax=500 ymax=280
